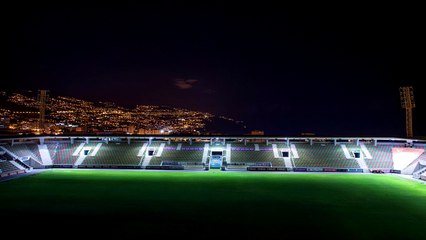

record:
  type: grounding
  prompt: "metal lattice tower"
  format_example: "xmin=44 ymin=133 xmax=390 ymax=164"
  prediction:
xmin=399 ymin=86 xmax=415 ymax=138
xmin=38 ymin=90 xmax=49 ymax=133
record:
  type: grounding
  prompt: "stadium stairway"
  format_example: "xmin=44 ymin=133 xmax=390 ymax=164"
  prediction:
xmin=137 ymin=143 xmax=148 ymax=157
xmin=74 ymin=155 xmax=87 ymax=167
xmin=74 ymin=143 xmax=103 ymax=167
xmin=137 ymin=143 xmax=148 ymax=165
xmin=340 ymin=144 xmax=353 ymax=159
xmin=9 ymin=160 xmax=27 ymax=171
xmin=0 ymin=146 xmax=20 ymax=160
xmin=38 ymin=144 xmax=53 ymax=165
xmin=272 ymin=144 xmax=279 ymax=158
xmin=72 ymin=143 xmax=86 ymax=157
xmin=354 ymin=156 xmax=368 ymax=170
xmin=89 ymin=143 xmax=103 ymax=156
xmin=155 ymin=143 xmax=166 ymax=157
xmin=272 ymin=144 xmax=291 ymax=168
xmin=202 ymin=144 xmax=210 ymax=164
xmin=13 ymin=159 xmax=32 ymax=171
xmin=413 ymin=166 xmax=426 ymax=179
xmin=341 ymin=144 xmax=368 ymax=170
xmin=275 ymin=144 xmax=293 ymax=168
xmin=141 ymin=143 xmax=165 ymax=167
xmin=290 ymin=144 xmax=299 ymax=158
xmin=283 ymin=153 xmax=293 ymax=169
xmin=225 ymin=144 xmax=231 ymax=163
xmin=141 ymin=155 xmax=152 ymax=167
xmin=359 ymin=143 xmax=373 ymax=159
xmin=403 ymin=153 xmax=426 ymax=175
xmin=138 ymin=143 xmax=153 ymax=167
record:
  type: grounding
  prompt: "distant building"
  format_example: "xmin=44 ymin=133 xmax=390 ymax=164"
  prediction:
xmin=250 ymin=130 xmax=264 ymax=135
xmin=0 ymin=117 xmax=10 ymax=128
xmin=138 ymin=129 xmax=162 ymax=135
xmin=127 ymin=125 xmax=136 ymax=134
xmin=301 ymin=132 xmax=316 ymax=136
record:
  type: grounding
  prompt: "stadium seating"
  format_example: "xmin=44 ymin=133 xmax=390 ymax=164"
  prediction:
xmin=230 ymin=143 xmax=284 ymax=167
xmin=14 ymin=159 xmax=31 ymax=170
xmin=68 ymin=142 xmax=98 ymax=166
xmin=275 ymin=143 xmax=290 ymax=149
xmin=0 ymin=161 xmax=19 ymax=173
xmin=294 ymin=143 xmax=359 ymax=168
xmin=146 ymin=141 xmax=165 ymax=148
xmin=3 ymin=143 xmax=41 ymax=162
xmin=47 ymin=143 xmax=79 ymax=165
xmin=0 ymin=140 xmax=417 ymax=173
xmin=150 ymin=142 xmax=204 ymax=166
xmin=344 ymin=143 xmax=363 ymax=158
xmin=81 ymin=143 xmax=142 ymax=166
xmin=0 ymin=152 xmax=14 ymax=161
xmin=365 ymin=144 xmax=395 ymax=169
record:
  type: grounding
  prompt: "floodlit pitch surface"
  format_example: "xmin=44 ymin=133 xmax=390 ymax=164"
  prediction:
xmin=1 ymin=170 xmax=425 ymax=239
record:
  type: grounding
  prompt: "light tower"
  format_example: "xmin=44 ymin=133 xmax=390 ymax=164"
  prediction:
xmin=399 ymin=86 xmax=415 ymax=138
xmin=38 ymin=90 xmax=49 ymax=133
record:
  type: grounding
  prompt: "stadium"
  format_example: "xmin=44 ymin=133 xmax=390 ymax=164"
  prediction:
xmin=3 ymin=2 xmax=426 ymax=239
xmin=1 ymin=135 xmax=426 ymax=176
xmin=1 ymin=135 xmax=425 ymax=239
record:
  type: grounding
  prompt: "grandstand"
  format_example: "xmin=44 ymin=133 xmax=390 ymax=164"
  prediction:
xmin=0 ymin=159 xmax=29 ymax=178
xmin=0 ymin=151 xmax=14 ymax=161
xmin=0 ymin=161 xmax=19 ymax=172
xmin=150 ymin=142 xmax=204 ymax=166
xmin=228 ymin=143 xmax=283 ymax=169
xmin=295 ymin=143 xmax=359 ymax=168
xmin=0 ymin=136 xmax=425 ymax=180
xmin=366 ymin=144 xmax=396 ymax=169
xmin=82 ymin=143 xmax=142 ymax=166
xmin=47 ymin=142 xmax=79 ymax=165
xmin=2 ymin=143 xmax=41 ymax=162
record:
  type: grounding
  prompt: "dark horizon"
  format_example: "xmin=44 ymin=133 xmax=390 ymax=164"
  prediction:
xmin=4 ymin=2 xmax=425 ymax=137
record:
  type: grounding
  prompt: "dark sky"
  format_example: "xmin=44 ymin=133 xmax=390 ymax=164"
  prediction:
xmin=3 ymin=2 xmax=425 ymax=136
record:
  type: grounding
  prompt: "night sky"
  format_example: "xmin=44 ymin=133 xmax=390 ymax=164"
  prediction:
xmin=4 ymin=2 xmax=424 ymax=136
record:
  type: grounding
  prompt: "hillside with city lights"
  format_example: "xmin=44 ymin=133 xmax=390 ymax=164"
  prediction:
xmin=0 ymin=90 xmax=245 ymax=136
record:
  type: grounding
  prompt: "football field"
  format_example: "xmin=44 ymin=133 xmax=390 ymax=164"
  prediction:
xmin=1 ymin=170 xmax=425 ymax=239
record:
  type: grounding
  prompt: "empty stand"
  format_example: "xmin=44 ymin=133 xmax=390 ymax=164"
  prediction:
xmin=81 ymin=143 xmax=142 ymax=166
xmin=365 ymin=144 xmax=394 ymax=169
xmin=0 ymin=161 xmax=19 ymax=173
xmin=2 ymin=143 xmax=41 ymax=162
xmin=294 ymin=143 xmax=360 ymax=168
xmin=0 ymin=139 xmax=408 ymax=173
xmin=47 ymin=143 xmax=80 ymax=165
xmin=230 ymin=143 xmax=284 ymax=167
xmin=150 ymin=143 xmax=204 ymax=166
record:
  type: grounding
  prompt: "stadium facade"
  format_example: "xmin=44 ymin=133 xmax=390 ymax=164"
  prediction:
xmin=1 ymin=135 xmax=426 ymax=181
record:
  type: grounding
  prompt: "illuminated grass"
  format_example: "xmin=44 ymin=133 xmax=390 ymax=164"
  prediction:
xmin=1 ymin=170 xmax=425 ymax=239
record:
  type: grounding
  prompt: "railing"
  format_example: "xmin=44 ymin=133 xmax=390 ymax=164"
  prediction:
xmin=14 ymin=159 xmax=32 ymax=170
xmin=413 ymin=167 xmax=426 ymax=179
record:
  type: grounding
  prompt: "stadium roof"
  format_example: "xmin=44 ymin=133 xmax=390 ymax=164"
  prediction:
xmin=0 ymin=134 xmax=425 ymax=144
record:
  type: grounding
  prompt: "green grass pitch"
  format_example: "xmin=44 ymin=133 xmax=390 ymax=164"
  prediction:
xmin=1 ymin=170 xmax=425 ymax=239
